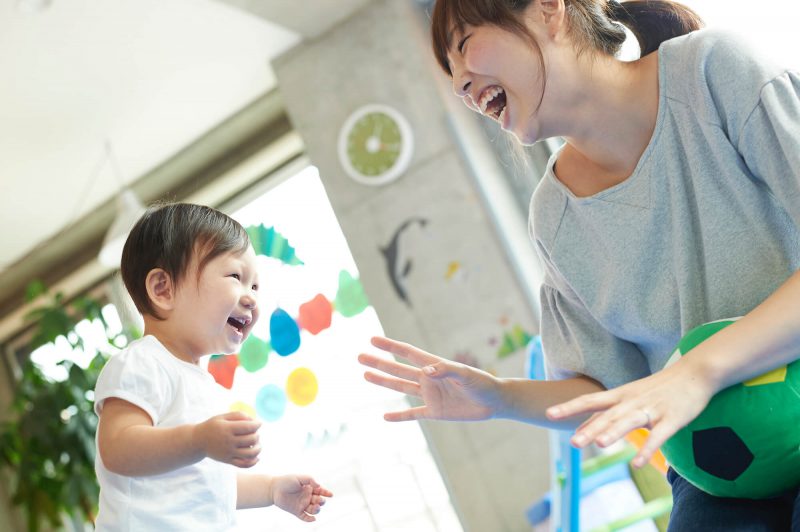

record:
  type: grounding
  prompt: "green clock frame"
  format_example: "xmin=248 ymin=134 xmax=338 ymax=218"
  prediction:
xmin=337 ymin=104 xmax=414 ymax=186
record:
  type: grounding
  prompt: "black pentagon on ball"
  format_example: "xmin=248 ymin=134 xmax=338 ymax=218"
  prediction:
xmin=692 ymin=427 xmax=754 ymax=481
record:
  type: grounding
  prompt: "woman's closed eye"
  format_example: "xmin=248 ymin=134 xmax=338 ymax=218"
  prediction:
xmin=458 ymin=34 xmax=470 ymax=54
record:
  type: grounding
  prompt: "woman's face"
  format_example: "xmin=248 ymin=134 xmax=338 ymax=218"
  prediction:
xmin=447 ymin=25 xmax=544 ymax=143
xmin=445 ymin=5 xmax=562 ymax=145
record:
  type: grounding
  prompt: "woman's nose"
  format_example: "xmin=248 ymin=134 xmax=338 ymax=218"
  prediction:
xmin=453 ymin=71 xmax=471 ymax=98
xmin=452 ymin=69 xmax=478 ymax=111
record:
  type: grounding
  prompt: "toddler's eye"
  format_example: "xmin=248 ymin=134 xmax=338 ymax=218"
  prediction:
xmin=230 ymin=273 xmax=241 ymax=280
xmin=252 ymin=284 xmax=259 ymax=292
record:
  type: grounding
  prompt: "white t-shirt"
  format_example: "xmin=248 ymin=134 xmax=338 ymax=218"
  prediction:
xmin=93 ymin=335 xmax=237 ymax=531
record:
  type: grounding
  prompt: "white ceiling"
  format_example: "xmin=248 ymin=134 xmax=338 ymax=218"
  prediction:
xmin=0 ymin=0 xmax=301 ymax=274
xmin=9 ymin=0 xmax=795 ymax=284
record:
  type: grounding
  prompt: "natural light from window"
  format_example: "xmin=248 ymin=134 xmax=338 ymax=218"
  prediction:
xmin=678 ymin=1 xmax=798 ymax=69
xmin=226 ymin=166 xmax=462 ymax=531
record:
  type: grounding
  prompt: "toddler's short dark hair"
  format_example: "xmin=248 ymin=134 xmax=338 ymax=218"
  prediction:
xmin=121 ymin=202 xmax=250 ymax=318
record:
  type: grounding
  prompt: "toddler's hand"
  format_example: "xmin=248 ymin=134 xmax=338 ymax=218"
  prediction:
xmin=195 ymin=411 xmax=261 ymax=468
xmin=273 ymin=475 xmax=333 ymax=522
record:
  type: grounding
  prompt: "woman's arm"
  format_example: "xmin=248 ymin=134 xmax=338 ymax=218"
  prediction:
xmin=359 ymin=336 xmax=605 ymax=430
xmin=97 ymin=398 xmax=261 ymax=476
xmin=548 ymin=269 xmax=800 ymax=467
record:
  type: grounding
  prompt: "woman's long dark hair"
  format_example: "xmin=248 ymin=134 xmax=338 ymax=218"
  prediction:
xmin=431 ymin=0 xmax=704 ymax=77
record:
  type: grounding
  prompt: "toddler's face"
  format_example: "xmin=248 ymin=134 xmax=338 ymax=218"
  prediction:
xmin=173 ymin=246 xmax=260 ymax=358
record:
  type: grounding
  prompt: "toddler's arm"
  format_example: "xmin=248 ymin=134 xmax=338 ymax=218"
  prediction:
xmin=237 ymin=474 xmax=333 ymax=522
xmin=97 ymin=397 xmax=261 ymax=476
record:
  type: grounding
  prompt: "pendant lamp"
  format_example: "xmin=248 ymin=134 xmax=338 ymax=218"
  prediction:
xmin=97 ymin=142 xmax=146 ymax=268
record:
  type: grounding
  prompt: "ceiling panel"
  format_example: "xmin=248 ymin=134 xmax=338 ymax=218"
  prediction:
xmin=0 ymin=0 xmax=299 ymax=272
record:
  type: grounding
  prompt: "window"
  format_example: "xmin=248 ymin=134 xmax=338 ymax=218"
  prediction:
xmin=685 ymin=0 xmax=800 ymax=70
xmin=223 ymin=166 xmax=461 ymax=531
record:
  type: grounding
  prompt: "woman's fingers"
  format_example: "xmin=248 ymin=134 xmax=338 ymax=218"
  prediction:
xmin=384 ymin=405 xmax=427 ymax=422
xmin=631 ymin=425 xmax=664 ymax=468
xmin=358 ymin=353 xmax=420 ymax=382
xmin=547 ymin=389 xmax=616 ymax=421
xmin=572 ymin=407 xmax=651 ymax=449
xmin=363 ymin=371 xmax=421 ymax=397
xmin=370 ymin=336 xmax=440 ymax=367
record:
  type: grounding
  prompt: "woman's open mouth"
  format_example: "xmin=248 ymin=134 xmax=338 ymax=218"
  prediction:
xmin=479 ymin=86 xmax=507 ymax=124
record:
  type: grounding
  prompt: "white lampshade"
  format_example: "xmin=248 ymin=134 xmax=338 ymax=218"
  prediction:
xmin=98 ymin=189 xmax=146 ymax=268
xmin=16 ymin=0 xmax=54 ymax=14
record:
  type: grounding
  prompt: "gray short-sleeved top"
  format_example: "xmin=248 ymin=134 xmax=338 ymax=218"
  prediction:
xmin=530 ymin=29 xmax=800 ymax=389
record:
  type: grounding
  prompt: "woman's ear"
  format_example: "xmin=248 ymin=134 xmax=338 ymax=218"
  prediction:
xmin=537 ymin=0 xmax=566 ymax=37
xmin=145 ymin=268 xmax=175 ymax=315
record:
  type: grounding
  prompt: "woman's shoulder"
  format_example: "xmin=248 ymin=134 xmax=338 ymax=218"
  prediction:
xmin=661 ymin=28 xmax=785 ymax=93
xmin=659 ymin=29 xmax=786 ymax=132
xmin=665 ymin=28 xmax=740 ymax=49
xmin=529 ymin=149 xmax=569 ymax=254
xmin=661 ymin=28 xmax=758 ymax=64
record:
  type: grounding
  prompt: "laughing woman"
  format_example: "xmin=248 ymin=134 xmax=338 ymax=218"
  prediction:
xmin=359 ymin=0 xmax=800 ymax=528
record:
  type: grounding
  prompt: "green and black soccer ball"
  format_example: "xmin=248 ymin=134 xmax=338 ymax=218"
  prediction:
xmin=659 ymin=318 xmax=800 ymax=498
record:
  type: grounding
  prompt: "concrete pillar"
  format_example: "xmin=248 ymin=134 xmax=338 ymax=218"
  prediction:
xmin=273 ymin=1 xmax=550 ymax=530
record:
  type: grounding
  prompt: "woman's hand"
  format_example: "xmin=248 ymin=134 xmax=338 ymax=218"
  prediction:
xmin=546 ymin=358 xmax=716 ymax=468
xmin=358 ymin=336 xmax=506 ymax=422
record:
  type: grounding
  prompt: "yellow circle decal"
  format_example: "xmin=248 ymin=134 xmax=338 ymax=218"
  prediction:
xmin=286 ymin=367 xmax=318 ymax=406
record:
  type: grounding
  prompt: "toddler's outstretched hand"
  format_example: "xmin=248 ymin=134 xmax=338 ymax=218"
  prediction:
xmin=273 ymin=475 xmax=333 ymax=522
xmin=195 ymin=411 xmax=261 ymax=468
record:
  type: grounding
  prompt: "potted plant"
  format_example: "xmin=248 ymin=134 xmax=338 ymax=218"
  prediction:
xmin=0 ymin=281 xmax=125 ymax=532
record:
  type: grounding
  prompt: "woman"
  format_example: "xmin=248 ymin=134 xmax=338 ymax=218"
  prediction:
xmin=359 ymin=0 xmax=800 ymax=528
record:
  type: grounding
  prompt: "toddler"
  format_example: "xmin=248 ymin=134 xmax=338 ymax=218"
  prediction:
xmin=94 ymin=202 xmax=331 ymax=530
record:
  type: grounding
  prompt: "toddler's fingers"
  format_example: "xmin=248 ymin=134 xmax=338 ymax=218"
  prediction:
xmin=305 ymin=503 xmax=321 ymax=515
xmin=222 ymin=410 xmax=252 ymax=421
xmin=314 ymin=486 xmax=333 ymax=497
xmin=236 ymin=433 xmax=259 ymax=448
xmin=232 ymin=420 xmax=261 ymax=435
xmin=235 ymin=444 xmax=261 ymax=460
xmin=231 ymin=456 xmax=259 ymax=469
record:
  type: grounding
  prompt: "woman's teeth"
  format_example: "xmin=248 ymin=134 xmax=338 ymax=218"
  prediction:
xmin=479 ymin=86 xmax=507 ymax=122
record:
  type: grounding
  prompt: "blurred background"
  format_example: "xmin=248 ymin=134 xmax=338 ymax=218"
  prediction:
xmin=1 ymin=1 xmax=798 ymax=531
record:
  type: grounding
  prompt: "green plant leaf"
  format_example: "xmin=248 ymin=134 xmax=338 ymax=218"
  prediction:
xmin=0 ymin=281 xmax=112 ymax=530
xmin=24 ymin=280 xmax=47 ymax=302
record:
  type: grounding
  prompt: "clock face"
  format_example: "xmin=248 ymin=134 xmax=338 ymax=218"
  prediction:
xmin=338 ymin=104 xmax=413 ymax=186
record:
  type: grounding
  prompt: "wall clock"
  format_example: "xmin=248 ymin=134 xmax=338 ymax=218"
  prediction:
xmin=337 ymin=104 xmax=414 ymax=186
